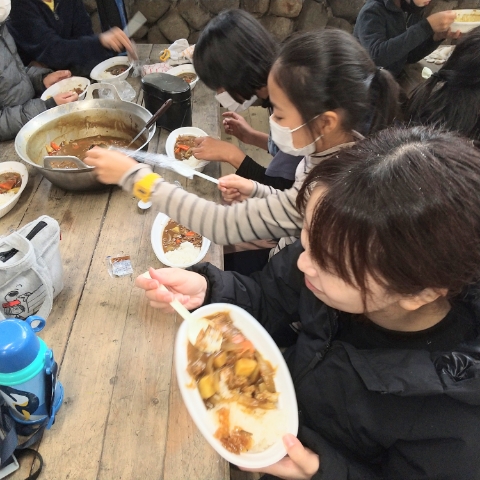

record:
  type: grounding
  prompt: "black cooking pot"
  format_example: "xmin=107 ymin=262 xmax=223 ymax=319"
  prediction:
xmin=142 ymin=73 xmax=192 ymax=131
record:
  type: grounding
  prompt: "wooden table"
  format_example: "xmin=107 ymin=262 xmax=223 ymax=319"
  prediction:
xmin=0 ymin=44 xmax=229 ymax=480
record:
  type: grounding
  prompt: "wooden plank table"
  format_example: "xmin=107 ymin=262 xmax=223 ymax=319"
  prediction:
xmin=1 ymin=44 xmax=229 ymax=480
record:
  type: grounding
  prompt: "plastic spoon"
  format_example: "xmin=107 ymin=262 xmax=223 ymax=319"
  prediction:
xmin=143 ymin=272 xmax=222 ymax=353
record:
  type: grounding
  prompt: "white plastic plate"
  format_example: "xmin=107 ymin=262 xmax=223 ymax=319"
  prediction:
xmin=90 ymin=56 xmax=132 ymax=82
xmin=41 ymin=76 xmax=90 ymax=101
xmin=151 ymin=212 xmax=210 ymax=268
xmin=175 ymin=303 xmax=299 ymax=468
xmin=451 ymin=9 xmax=480 ymax=33
xmin=0 ymin=161 xmax=28 ymax=219
xmin=165 ymin=127 xmax=209 ymax=172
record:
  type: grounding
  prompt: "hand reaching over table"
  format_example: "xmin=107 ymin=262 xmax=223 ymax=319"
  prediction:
xmin=84 ymin=147 xmax=138 ymax=184
xmin=191 ymin=136 xmax=246 ymax=168
xmin=100 ymin=27 xmax=135 ymax=55
xmin=222 ymin=111 xmax=256 ymax=143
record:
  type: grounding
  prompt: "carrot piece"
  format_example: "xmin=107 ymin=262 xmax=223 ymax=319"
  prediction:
xmin=176 ymin=144 xmax=190 ymax=151
xmin=50 ymin=141 xmax=61 ymax=151
xmin=185 ymin=231 xmax=196 ymax=237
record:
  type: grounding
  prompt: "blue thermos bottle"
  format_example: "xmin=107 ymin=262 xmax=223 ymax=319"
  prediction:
xmin=0 ymin=316 xmax=63 ymax=429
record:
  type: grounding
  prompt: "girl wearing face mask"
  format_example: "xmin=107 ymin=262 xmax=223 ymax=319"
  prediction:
xmin=0 ymin=0 xmax=77 ymax=141
xmin=84 ymin=29 xmax=399 ymax=261
xmin=135 ymin=127 xmax=480 ymax=480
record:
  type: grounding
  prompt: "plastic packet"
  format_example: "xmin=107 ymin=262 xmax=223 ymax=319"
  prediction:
xmin=98 ymin=80 xmax=136 ymax=102
xmin=160 ymin=39 xmax=193 ymax=66
xmin=106 ymin=253 xmax=134 ymax=277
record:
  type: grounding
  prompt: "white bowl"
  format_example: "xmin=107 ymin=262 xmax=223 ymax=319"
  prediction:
xmin=151 ymin=212 xmax=210 ymax=268
xmin=451 ymin=9 xmax=480 ymax=33
xmin=175 ymin=303 xmax=299 ymax=468
xmin=0 ymin=162 xmax=28 ymax=219
xmin=166 ymin=64 xmax=199 ymax=89
xmin=90 ymin=56 xmax=132 ymax=82
xmin=40 ymin=76 xmax=90 ymax=101
xmin=165 ymin=127 xmax=210 ymax=172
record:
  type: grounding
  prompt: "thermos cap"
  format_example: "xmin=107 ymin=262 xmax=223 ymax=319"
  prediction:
xmin=142 ymin=73 xmax=191 ymax=103
xmin=0 ymin=319 xmax=41 ymax=373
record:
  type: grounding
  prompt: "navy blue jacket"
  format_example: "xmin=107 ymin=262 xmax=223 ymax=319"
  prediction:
xmin=354 ymin=0 xmax=441 ymax=76
xmin=7 ymin=0 xmax=112 ymax=76
xmin=193 ymin=241 xmax=480 ymax=480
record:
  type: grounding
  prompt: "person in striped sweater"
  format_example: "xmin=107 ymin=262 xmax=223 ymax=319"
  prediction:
xmin=84 ymin=29 xmax=400 ymax=260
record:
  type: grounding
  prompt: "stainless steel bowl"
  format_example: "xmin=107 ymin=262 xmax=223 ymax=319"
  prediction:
xmin=15 ymin=84 xmax=155 ymax=191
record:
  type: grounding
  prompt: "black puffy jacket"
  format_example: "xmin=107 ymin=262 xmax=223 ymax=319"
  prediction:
xmin=192 ymin=241 xmax=480 ymax=480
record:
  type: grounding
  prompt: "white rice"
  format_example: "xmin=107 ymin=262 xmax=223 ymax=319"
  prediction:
xmin=0 ymin=191 xmax=16 ymax=207
xmin=209 ymin=402 xmax=287 ymax=453
xmin=164 ymin=241 xmax=201 ymax=265
xmin=183 ymin=154 xmax=202 ymax=169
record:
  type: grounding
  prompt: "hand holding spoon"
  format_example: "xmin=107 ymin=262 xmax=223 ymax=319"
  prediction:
xmin=143 ymin=272 xmax=222 ymax=353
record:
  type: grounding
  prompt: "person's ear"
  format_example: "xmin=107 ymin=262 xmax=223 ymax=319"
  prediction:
xmin=398 ymin=288 xmax=448 ymax=311
xmin=315 ymin=111 xmax=340 ymax=137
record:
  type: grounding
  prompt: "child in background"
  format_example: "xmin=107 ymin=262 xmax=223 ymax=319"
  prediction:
xmin=84 ymin=29 xmax=399 ymax=266
xmin=407 ymin=25 xmax=480 ymax=141
xmin=354 ymin=0 xmax=460 ymax=95
xmin=7 ymin=0 xmax=133 ymax=77
xmin=192 ymin=9 xmax=300 ymax=191
xmin=0 ymin=0 xmax=77 ymax=141
xmin=136 ymin=126 xmax=480 ymax=480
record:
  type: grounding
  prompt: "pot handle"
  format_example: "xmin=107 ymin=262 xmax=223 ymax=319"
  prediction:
xmin=84 ymin=83 xmax=122 ymax=101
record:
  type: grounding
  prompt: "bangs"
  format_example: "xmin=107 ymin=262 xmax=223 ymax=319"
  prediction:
xmin=309 ymin=194 xmax=385 ymax=295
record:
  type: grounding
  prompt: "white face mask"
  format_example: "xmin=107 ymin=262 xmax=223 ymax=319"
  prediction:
xmin=214 ymin=91 xmax=258 ymax=113
xmin=269 ymin=114 xmax=322 ymax=157
xmin=0 ymin=0 xmax=11 ymax=23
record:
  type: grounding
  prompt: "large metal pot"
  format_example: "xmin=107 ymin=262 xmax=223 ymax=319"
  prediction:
xmin=15 ymin=84 xmax=155 ymax=191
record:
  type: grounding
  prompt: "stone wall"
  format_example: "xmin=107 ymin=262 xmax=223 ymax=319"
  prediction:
xmin=83 ymin=0 xmax=480 ymax=45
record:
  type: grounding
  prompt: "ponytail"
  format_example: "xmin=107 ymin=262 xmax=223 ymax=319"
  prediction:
xmin=368 ymin=67 xmax=401 ymax=134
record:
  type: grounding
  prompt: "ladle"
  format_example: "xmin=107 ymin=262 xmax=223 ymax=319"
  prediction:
xmin=143 ymin=272 xmax=222 ymax=353
xmin=127 ymin=99 xmax=173 ymax=148
xmin=43 ymin=155 xmax=92 ymax=170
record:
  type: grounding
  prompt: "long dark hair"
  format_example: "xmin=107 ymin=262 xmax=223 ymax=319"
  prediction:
xmin=271 ymin=29 xmax=401 ymax=136
xmin=297 ymin=126 xmax=480 ymax=298
xmin=407 ymin=26 xmax=480 ymax=141
xmin=193 ymin=9 xmax=277 ymax=103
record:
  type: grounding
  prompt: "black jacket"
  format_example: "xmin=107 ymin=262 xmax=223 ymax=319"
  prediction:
xmin=192 ymin=241 xmax=480 ymax=480
xmin=7 ymin=0 xmax=112 ymax=76
xmin=354 ymin=0 xmax=441 ymax=76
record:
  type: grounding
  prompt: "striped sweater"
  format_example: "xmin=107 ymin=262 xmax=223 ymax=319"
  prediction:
xmin=119 ymin=141 xmax=357 ymax=247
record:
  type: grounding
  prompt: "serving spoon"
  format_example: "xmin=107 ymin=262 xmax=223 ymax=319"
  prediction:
xmin=43 ymin=155 xmax=92 ymax=170
xmin=143 ymin=272 xmax=222 ymax=353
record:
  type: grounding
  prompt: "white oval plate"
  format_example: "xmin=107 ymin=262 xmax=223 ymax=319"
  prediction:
xmin=451 ymin=9 xmax=480 ymax=33
xmin=166 ymin=64 xmax=199 ymax=89
xmin=90 ymin=56 xmax=132 ymax=82
xmin=175 ymin=303 xmax=298 ymax=469
xmin=165 ymin=127 xmax=210 ymax=172
xmin=0 ymin=162 xmax=29 ymax=219
xmin=41 ymin=76 xmax=90 ymax=101
xmin=151 ymin=212 xmax=210 ymax=268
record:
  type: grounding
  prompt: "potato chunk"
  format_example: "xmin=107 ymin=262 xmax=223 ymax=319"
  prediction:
xmin=234 ymin=358 xmax=257 ymax=377
xmin=198 ymin=373 xmax=217 ymax=399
